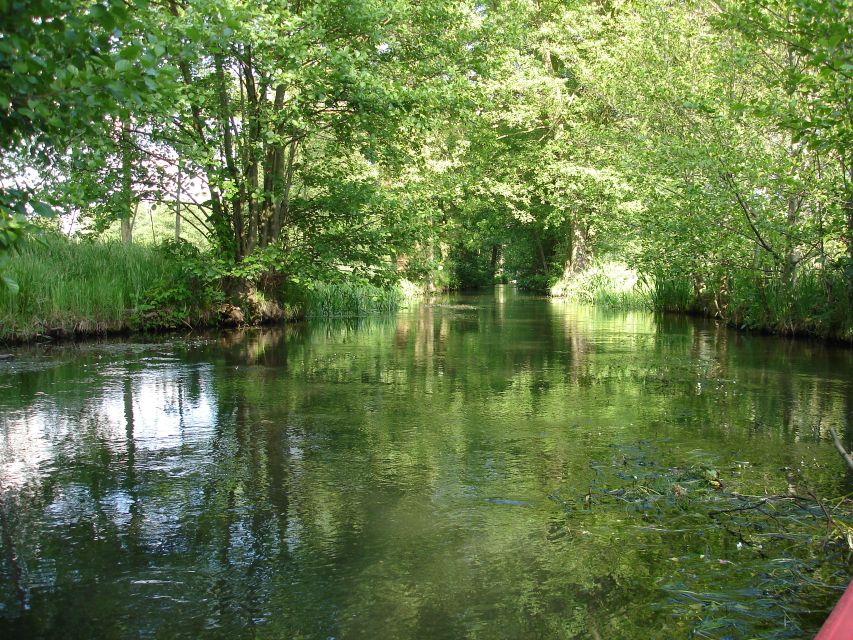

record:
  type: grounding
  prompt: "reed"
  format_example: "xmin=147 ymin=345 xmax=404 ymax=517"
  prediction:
xmin=649 ymin=274 xmax=695 ymax=312
xmin=0 ymin=234 xmax=178 ymax=340
xmin=653 ymin=268 xmax=853 ymax=340
xmin=303 ymin=280 xmax=403 ymax=317
xmin=550 ymin=261 xmax=653 ymax=310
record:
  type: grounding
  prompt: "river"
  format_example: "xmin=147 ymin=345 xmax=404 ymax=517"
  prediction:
xmin=1 ymin=286 xmax=851 ymax=638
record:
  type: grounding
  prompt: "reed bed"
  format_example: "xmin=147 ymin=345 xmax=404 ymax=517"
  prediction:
xmin=304 ymin=280 xmax=404 ymax=317
xmin=652 ymin=269 xmax=853 ymax=341
xmin=0 ymin=235 xmax=178 ymax=340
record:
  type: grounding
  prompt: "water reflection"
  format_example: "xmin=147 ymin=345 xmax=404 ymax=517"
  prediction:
xmin=1 ymin=287 xmax=851 ymax=638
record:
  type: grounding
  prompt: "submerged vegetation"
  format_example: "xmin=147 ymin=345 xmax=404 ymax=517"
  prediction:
xmin=555 ymin=443 xmax=853 ymax=639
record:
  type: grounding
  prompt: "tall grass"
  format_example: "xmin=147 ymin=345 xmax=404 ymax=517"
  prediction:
xmin=649 ymin=275 xmax=694 ymax=312
xmin=1 ymin=234 xmax=178 ymax=340
xmin=652 ymin=269 xmax=853 ymax=341
xmin=549 ymin=260 xmax=853 ymax=340
xmin=1 ymin=235 xmax=410 ymax=342
xmin=303 ymin=280 xmax=403 ymax=317
xmin=550 ymin=261 xmax=653 ymax=310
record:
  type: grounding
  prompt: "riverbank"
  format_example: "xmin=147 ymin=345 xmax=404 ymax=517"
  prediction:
xmin=5 ymin=239 xmax=851 ymax=345
xmin=0 ymin=235 xmax=409 ymax=344
xmin=550 ymin=261 xmax=853 ymax=343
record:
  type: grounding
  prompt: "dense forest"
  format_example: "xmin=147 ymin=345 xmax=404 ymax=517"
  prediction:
xmin=1 ymin=0 xmax=852 ymax=340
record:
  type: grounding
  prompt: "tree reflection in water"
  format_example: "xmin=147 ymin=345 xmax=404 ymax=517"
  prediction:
xmin=1 ymin=287 xmax=851 ymax=638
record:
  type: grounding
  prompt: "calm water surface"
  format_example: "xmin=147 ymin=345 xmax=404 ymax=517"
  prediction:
xmin=1 ymin=287 xmax=852 ymax=639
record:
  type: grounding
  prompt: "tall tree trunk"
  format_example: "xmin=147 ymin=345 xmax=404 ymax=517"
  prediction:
xmin=572 ymin=221 xmax=591 ymax=273
xmin=214 ymin=54 xmax=244 ymax=257
xmin=783 ymin=192 xmax=801 ymax=291
xmin=120 ymin=117 xmax=133 ymax=245
xmin=175 ymin=161 xmax=182 ymax=241
xmin=270 ymin=140 xmax=298 ymax=244
xmin=120 ymin=219 xmax=133 ymax=245
xmin=261 ymin=85 xmax=287 ymax=247
xmin=533 ymin=228 xmax=549 ymax=273
xmin=561 ymin=219 xmax=592 ymax=280
xmin=243 ymin=47 xmax=260 ymax=254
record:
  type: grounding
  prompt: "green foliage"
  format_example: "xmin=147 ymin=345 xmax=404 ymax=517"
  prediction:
xmin=514 ymin=273 xmax=552 ymax=294
xmin=0 ymin=0 xmax=171 ymax=151
xmin=446 ymin=244 xmax=496 ymax=290
xmin=2 ymin=0 xmax=852 ymax=342
xmin=0 ymin=0 xmax=174 ymax=248
xmin=130 ymin=240 xmax=226 ymax=330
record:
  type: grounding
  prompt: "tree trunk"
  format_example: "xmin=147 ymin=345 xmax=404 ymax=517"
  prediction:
xmin=782 ymin=193 xmax=800 ymax=291
xmin=243 ymin=48 xmax=261 ymax=254
xmin=120 ymin=117 xmax=133 ymax=245
xmin=121 ymin=218 xmax=133 ymax=245
xmin=175 ymin=162 xmax=182 ymax=242
xmin=533 ymin=229 xmax=548 ymax=273
xmin=561 ymin=219 xmax=592 ymax=280
xmin=270 ymin=140 xmax=298 ymax=244
xmin=214 ymin=54 xmax=245 ymax=258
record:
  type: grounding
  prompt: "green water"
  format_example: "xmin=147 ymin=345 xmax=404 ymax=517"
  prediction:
xmin=1 ymin=287 xmax=851 ymax=639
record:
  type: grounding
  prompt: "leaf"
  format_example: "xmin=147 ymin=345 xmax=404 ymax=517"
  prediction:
xmin=119 ymin=44 xmax=143 ymax=60
xmin=31 ymin=201 xmax=54 ymax=217
xmin=1 ymin=273 xmax=19 ymax=295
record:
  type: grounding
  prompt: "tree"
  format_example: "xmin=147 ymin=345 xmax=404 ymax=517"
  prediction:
xmin=0 ymin=0 xmax=173 ymax=281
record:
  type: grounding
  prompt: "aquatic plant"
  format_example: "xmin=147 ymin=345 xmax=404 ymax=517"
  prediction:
xmin=651 ymin=270 xmax=853 ymax=341
xmin=302 ymin=280 xmax=404 ymax=318
xmin=551 ymin=443 xmax=853 ymax=639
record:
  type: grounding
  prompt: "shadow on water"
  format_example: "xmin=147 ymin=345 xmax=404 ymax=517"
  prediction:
xmin=1 ymin=285 xmax=851 ymax=638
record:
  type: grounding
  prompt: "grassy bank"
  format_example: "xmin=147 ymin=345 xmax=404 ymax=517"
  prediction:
xmin=0 ymin=235 xmax=408 ymax=343
xmin=549 ymin=261 xmax=653 ymax=310
xmin=652 ymin=270 xmax=853 ymax=342
xmin=1 ymin=235 xmax=181 ymax=341
xmin=550 ymin=260 xmax=853 ymax=342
